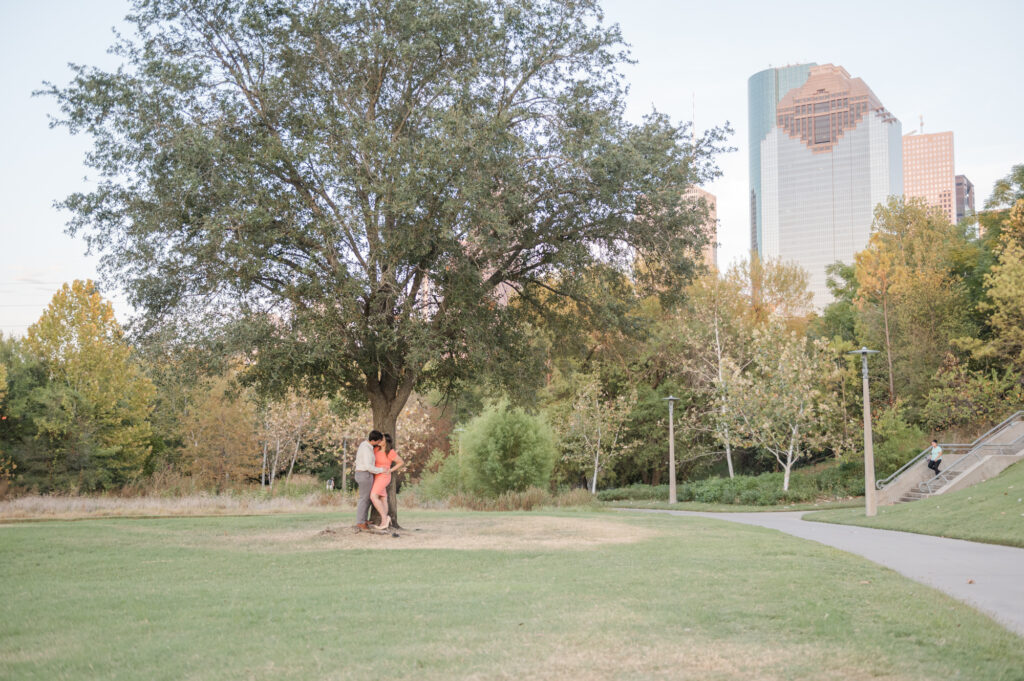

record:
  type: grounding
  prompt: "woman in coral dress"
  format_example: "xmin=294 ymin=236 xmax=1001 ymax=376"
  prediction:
xmin=370 ymin=433 xmax=404 ymax=530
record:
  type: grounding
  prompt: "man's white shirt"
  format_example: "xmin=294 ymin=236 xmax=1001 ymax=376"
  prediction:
xmin=355 ymin=440 xmax=386 ymax=474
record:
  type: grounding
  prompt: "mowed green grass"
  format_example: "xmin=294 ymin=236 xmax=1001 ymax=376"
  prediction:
xmin=2 ymin=510 xmax=1022 ymax=681
xmin=807 ymin=460 xmax=1024 ymax=548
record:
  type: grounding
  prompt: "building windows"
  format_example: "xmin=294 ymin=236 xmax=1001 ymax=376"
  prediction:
xmin=815 ymin=116 xmax=831 ymax=144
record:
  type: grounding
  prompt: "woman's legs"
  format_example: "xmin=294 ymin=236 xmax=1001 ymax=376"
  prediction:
xmin=375 ymin=494 xmax=391 ymax=529
xmin=369 ymin=493 xmax=386 ymax=526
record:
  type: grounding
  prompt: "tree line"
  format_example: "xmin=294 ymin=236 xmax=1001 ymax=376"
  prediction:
xmin=2 ymin=164 xmax=1020 ymax=496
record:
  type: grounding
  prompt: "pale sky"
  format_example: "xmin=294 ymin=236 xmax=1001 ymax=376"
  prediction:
xmin=2 ymin=0 xmax=1022 ymax=335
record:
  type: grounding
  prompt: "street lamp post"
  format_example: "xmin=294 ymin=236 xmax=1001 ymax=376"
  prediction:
xmin=663 ymin=395 xmax=679 ymax=504
xmin=848 ymin=347 xmax=880 ymax=517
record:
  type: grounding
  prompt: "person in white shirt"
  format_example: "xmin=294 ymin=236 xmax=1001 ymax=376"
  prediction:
xmin=926 ymin=439 xmax=943 ymax=476
xmin=354 ymin=430 xmax=386 ymax=529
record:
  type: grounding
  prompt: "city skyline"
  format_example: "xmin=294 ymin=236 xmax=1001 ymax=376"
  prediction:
xmin=2 ymin=0 xmax=1022 ymax=334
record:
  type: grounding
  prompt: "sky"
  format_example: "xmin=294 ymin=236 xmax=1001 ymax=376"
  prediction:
xmin=2 ymin=0 xmax=1022 ymax=336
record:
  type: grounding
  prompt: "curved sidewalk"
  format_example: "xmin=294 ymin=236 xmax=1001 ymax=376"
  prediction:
xmin=618 ymin=508 xmax=1024 ymax=637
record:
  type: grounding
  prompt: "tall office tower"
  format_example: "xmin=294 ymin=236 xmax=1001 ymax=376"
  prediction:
xmin=903 ymin=131 xmax=956 ymax=224
xmin=955 ymin=174 xmax=975 ymax=223
xmin=750 ymin=64 xmax=902 ymax=308
xmin=749 ymin=63 xmax=815 ymax=256
xmin=685 ymin=186 xmax=718 ymax=270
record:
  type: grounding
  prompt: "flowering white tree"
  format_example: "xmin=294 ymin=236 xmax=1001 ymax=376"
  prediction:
xmin=727 ymin=326 xmax=841 ymax=491
xmin=565 ymin=374 xmax=636 ymax=493
xmin=674 ymin=272 xmax=754 ymax=478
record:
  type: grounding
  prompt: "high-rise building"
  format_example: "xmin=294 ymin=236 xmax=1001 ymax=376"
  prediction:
xmin=685 ymin=186 xmax=718 ymax=270
xmin=956 ymin=174 xmax=975 ymax=223
xmin=748 ymin=63 xmax=815 ymax=256
xmin=903 ymin=131 xmax=956 ymax=224
xmin=750 ymin=63 xmax=903 ymax=308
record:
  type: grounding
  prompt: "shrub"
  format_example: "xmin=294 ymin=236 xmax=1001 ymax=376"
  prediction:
xmin=417 ymin=447 xmax=477 ymax=501
xmin=598 ymin=461 xmax=865 ymax=506
xmin=597 ymin=483 xmax=669 ymax=502
xmin=873 ymin=403 xmax=926 ymax=478
xmin=461 ymin=405 xmax=557 ymax=496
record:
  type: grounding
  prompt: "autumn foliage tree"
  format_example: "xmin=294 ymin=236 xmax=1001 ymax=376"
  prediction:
xmin=970 ymin=200 xmax=1024 ymax=371
xmin=854 ymin=197 xmax=979 ymax=411
xmin=181 ymin=373 xmax=260 ymax=488
xmin=22 ymin=281 xmax=155 ymax=489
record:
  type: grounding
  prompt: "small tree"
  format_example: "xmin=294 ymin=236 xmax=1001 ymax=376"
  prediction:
xmin=563 ymin=374 xmax=635 ymax=493
xmin=23 ymin=281 xmax=155 ymax=489
xmin=727 ymin=326 xmax=840 ymax=491
xmin=181 ymin=373 xmax=260 ymax=488
xmin=462 ymin=405 xmax=557 ymax=496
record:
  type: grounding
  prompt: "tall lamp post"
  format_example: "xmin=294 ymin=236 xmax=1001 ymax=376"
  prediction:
xmin=848 ymin=347 xmax=879 ymax=517
xmin=663 ymin=395 xmax=679 ymax=504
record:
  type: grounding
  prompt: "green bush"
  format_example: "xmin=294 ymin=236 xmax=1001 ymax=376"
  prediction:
xmin=419 ymin=406 xmax=557 ymax=500
xmin=417 ymin=447 xmax=477 ymax=501
xmin=873 ymin=403 xmax=926 ymax=478
xmin=464 ymin=405 xmax=557 ymax=496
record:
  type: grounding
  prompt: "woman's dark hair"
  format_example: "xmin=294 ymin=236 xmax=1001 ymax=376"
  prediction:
xmin=384 ymin=433 xmax=394 ymax=450
xmin=368 ymin=429 xmax=384 ymax=442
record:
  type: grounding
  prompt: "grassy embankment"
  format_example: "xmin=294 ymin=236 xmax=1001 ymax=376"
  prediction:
xmin=3 ymin=509 xmax=1022 ymax=680
xmin=807 ymin=460 xmax=1024 ymax=548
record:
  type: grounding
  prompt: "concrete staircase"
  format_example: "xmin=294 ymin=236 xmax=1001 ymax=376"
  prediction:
xmin=877 ymin=412 xmax=1024 ymax=506
xmin=897 ymin=471 xmax=962 ymax=503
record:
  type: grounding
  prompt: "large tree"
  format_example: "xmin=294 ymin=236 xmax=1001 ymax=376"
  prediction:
xmin=854 ymin=197 xmax=979 ymax=411
xmin=47 ymin=0 xmax=724 ymax=459
xmin=23 ymin=281 xmax=155 ymax=489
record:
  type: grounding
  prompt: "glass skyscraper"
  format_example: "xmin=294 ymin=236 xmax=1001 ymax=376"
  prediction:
xmin=749 ymin=63 xmax=815 ymax=256
xmin=749 ymin=64 xmax=903 ymax=308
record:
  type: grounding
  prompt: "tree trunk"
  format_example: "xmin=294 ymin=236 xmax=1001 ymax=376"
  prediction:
xmin=260 ymin=440 xmax=267 ymax=487
xmin=713 ymin=312 xmax=735 ymax=478
xmin=269 ymin=437 xmax=281 ymax=490
xmin=723 ymin=433 xmax=735 ymax=478
xmin=881 ymin=290 xmax=896 ymax=405
xmin=341 ymin=436 xmax=348 ymax=494
xmin=286 ymin=438 xmax=300 ymax=483
xmin=367 ymin=397 xmax=407 ymax=530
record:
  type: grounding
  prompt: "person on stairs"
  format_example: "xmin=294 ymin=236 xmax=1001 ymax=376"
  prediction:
xmin=926 ymin=439 xmax=943 ymax=476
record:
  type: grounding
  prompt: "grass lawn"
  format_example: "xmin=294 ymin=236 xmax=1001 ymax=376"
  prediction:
xmin=2 ymin=509 xmax=1022 ymax=681
xmin=806 ymin=460 xmax=1024 ymax=548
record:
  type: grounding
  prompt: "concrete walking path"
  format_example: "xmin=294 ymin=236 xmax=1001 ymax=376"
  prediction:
xmin=618 ymin=508 xmax=1024 ymax=637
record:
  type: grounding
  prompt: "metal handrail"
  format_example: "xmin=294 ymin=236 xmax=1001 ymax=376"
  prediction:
xmin=876 ymin=443 xmax=959 ymax=489
xmin=876 ymin=411 xmax=1024 ymax=490
xmin=919 ymin=451 xmax=981 ymax=493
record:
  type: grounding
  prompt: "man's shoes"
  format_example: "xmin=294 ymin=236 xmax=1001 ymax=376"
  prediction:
xmin=356 ymin=523 xmax=369 ymax=530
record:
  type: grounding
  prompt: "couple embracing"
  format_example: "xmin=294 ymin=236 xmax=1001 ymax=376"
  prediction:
xmin=354 ymin=430 xmax=405 ymax=531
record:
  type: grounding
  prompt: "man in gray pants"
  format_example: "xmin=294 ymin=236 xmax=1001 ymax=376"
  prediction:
xmin=354 ymin=430 xmax=386 ymax=530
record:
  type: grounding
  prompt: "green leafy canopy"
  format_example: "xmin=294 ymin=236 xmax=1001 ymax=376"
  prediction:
xmin=44 ymin=0 xmax=728 ymax=431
